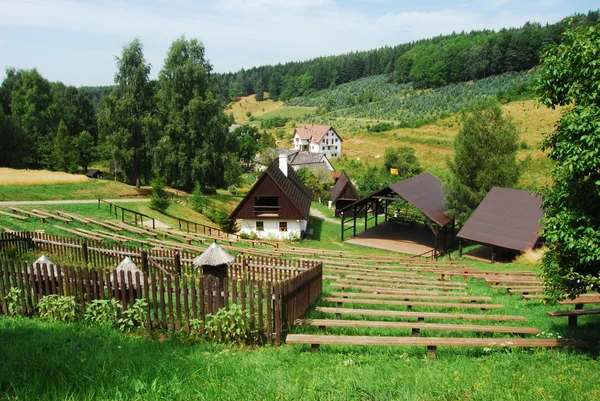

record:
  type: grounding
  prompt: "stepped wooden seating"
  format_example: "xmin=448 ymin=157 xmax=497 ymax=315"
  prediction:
xmin=547 ymin=308 xmax=600 ymax=328
xmin=333 ymin=280 xmax=464 ymax=292
xmin=324 ymin=265 xmax=445 ymax=279
xmin=285 ymin=334 xmax=586 ymax=358
xmin=344 ymin=275 xmax=466 ymax=287
xmin=322 ymin=297 xmax=504 ymax=311
xmin=331 ymin=283 xmax=467 ymax=295
xmin=10 ymin=207 xmax=48 ymax=222
xmin=31 ymin=209 xmax=71 ymax=224
xmin=485 ymin=277 xmax=542 ymax=285
xmin=559 ymin=296 xmax=600 ymax=310
xmin=0 ymin=210 xmax=28 ymax=221
xmin=54 ymin=211 xmax=90 ymax=225
xmin=505 ymin=286 xmax=546 ymax=294
xmin=316 ymin=307 xmax=524 ymax=322
xmin=86 ymin=218 xmax=124 ymax=232
xmin=294 ymin=318 xmax=541 ymax=336
xmin=330 ymin=291 xmax=491 ymax=303
xmin=522 ymin=294 xmax=547 ymax=301
xmin=52 ymin=225 xmax=103 ymax=241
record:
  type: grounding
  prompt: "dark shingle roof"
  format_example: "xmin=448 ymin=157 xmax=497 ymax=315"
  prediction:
xmin=265 ymin=160 xmax=312 ymax=220
xmin=331 ymin=171 xmax=359 ymax=203
xmin=457 ymin=187 xmax=543 ymax=252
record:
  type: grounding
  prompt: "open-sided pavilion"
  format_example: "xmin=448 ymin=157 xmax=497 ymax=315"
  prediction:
xmin=339 ymin=173 xmax=455 ymax=258
xmin=456 ymin=186 xmax=543 ymax=263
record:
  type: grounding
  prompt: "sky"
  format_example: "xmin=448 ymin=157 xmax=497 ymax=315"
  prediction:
xmin=0 ymin=0 xmax=597 ymax=87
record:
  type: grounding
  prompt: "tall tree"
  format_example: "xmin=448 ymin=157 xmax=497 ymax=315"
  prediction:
xmin=383 ymin=146 xmax=422 ymax=179
xmin=444 ymin=103 xmax=521 ymax=223
xmin=537 ymin=22 xmax=600 ymax=300
xmin=76 ymin=130 xmax=95 ymax=171
xmin=157 ymin=36 xmax=232 ymax=190
xmin=52 ymin=119 xmax=78 ymax=173
xmin=98 ymin=39 xmax=156 ymax=187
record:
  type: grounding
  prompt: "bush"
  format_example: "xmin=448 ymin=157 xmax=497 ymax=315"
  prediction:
xmin=84 ymin=299 xmax=121 ymax=326
xmin=190 ymin=183 xmax=208 ymax=213
xmin=117 ymin=299 xmax=148 ymax=333
xmin=205 ymin=304 xmax=254 ymax=344
xmin=150 ymin=178 xmax=170 ymax=212
xmin=520 ymin=141 xmax=529 ymax=150
xmin=260 ymin=116 xmax=290 ymax=129
xmin=4 ymin=287 xmax=24 ymax=316
xmin=367 ymin=122 xmax=394 ymax=132
xmin=37 ymin=295 xmax=77 ymax=322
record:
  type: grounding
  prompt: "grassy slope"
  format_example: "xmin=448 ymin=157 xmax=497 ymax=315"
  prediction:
xmin=228 ymin=94 xmax=561 ymax=189
xmin=0 ymin=179 xmax=150 ymax=201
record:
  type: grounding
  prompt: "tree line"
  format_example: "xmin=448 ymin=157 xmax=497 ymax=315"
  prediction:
xmin=211 ymin=11 xmax=599 ymax=101
xmin=0 ymin=38 xmax=275 ymax=192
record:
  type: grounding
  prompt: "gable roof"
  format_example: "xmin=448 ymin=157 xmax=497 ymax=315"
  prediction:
xmin=457 ymin=187 xmax=543 ymax=252
xmin=229 ymin=160 xmax=312 ymax=221
xmin=294 ymin=124 xmax=340 ymax=144
xmin=331 ymin=171 xmax=359 ymax=203
xmin=388 ymin=173 xmax=451 ymax=227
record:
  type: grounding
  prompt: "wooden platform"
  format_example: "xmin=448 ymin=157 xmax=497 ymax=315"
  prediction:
xmin=345 ymin=222 xmax=449 ymax=256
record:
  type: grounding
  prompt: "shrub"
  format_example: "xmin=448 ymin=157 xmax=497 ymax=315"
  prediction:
xmin=260 ymin=116 xmax=290 ymax=129
xmin=37 ymin=295 xmax=77 ymax=322
xmin=4 ymin=287 xmax=24 ymax=316
xmin=520 ymin=141 xmax=529 ymax=150
xmin=85 ymin=299 xmax=121 ymax=326
xmin=150 ymin=178 xmax=170 ymax=212
xmin=190 ymin=183 xmax=208 ymax=213
xmin=205 ymin=304 xmax=254 ymax=344
xmin=367 ymin=122 xmax=394 ymax=132
xmin=117 ymin=299 xmax=148 ymax=333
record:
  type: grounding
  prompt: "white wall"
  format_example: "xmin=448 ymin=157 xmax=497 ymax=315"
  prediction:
xmin=239 ymin=219 xmax=307 ymax=240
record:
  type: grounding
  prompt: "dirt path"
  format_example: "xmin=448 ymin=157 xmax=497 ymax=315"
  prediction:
xmin=0 ymin=198 xmax=150 ymax=206
xmin=310 ymin=207 xmax=338 ymax=224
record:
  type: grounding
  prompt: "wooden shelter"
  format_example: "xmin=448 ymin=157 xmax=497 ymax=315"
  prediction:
xmin=331 ymin=171 xmax=359 ymax=217
xmin=457 ymin=187 xmax=543 ymax=263
xmin=339 ymin=173 xmax=455 ymax=258
xmin=192 ymin=242 xmax=235 ymax=283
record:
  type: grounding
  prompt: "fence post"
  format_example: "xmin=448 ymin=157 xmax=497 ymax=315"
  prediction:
xmin=174 ymin=252 xmax=181 ymax=275
xmin=141 ymin=251 xmax=149 ymax=274
xmin=81 ymin=241 xmax=88 ymax=265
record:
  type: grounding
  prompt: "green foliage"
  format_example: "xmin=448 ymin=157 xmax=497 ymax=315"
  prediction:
xmin=117 ymin=299 xmax=148 ymax=333
xmin=289 ymin=72 xmax=537 ymax=129
xmin=444 ymin=103 xmax=521 ymax=223
xmin=205 ymin=304 xmax=253 ymax=344
xmin=355 ymin=165 xmax=399 ymax=197
xmin=260 ymin=116 xmax=290 ymax=129
xmin=84 ymin=299 xmax=121 ymax=326
xmin=52 ymin=119 xmax=79 ymax=173
xmin=383 ymin=146 xmax=422 ymax=179
xmin=295 ymin=168 xmax=323 ymax=199
xmin=37 ymin=295 xmax=77 ymax=322
xmin=149 ymin=178 xmax=170 ymax=212
xmin=367 ymin=122 xmax=394 ymax=133
xmin=75 ymin=130 xmax=95 ymax=171
xmin=4 ymin=288 xmax=24 ymax=316
xmin=537 ymin=21 xmax=600 ymax=300
xmin=204 ymin=207 xmax=239 ymax=233
xmin=190 ymin=183 xmax=208 ymax=213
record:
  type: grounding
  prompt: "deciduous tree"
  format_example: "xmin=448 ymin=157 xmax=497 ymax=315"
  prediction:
xmin=537 ymin=22 xmax=600 ymax=300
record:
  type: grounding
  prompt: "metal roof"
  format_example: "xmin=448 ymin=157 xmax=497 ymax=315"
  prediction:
xmin=388 ymin=172 xmax=451 ymax=227
xmin=456 ymin=186 xmax=543 ymax=252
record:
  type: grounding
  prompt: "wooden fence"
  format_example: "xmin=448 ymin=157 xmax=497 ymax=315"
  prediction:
xmin=0 ymin=258 xmax=322 ymax=343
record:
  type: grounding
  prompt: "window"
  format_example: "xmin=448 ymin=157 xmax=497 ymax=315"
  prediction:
xmin=254 ymin=196 xmax=279 ymax=216
xmin=279 ymin=222 xmax=288 ymax=232
xmin=256 ymin=221 xmax=264 ymax=231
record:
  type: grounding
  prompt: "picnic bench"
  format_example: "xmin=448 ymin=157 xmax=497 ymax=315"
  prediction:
xmin=285 ymin=335 xmax=585 ymax=358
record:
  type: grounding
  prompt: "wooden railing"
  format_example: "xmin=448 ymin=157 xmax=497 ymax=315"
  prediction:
xmin=98 ymin=199 xmax=155 ymax=229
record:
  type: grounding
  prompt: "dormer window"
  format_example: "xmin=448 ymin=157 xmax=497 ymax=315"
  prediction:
xmin=254 ymin=196 xmax=279 ymax=216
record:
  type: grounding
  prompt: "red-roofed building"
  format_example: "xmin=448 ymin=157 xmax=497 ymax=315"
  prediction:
xmin=292 ymin=124 xmax=342 ymax=158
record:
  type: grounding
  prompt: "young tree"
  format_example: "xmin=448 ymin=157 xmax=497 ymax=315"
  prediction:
xmin=149 ymin=178 xmax=171 ymax=212
xmin=52 ymin=119 xmax=78 ymax=173
xmin=295 ymin=168 xmax=323 ymax=199
xmin=98 ymin=39 xmax=156 ymax=188
xmin=537 ymin=22 xmax=600 ymax=300
xmin=383 ymin=146 xmax=422 ymax=179
xmin=444 ymin=103 xmax=520 ymax=223
xmin=76 ymin=130 xmax=95 ymax=171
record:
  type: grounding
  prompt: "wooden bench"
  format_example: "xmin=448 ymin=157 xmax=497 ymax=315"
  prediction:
xmin=10 ymin=207 xmax=47 ymax=222
xmin=0 ymin=210 xmax=28 ymax=221
xmin=31 ymin=209 xmax=71 ymax=223
xmin=54 ymin=211 xmax=90 ymax=225
xmin=485 ymin=277 xmax=542 ymax=285
xmin=332 ymin=281 xmax=464 ymax=292
xmin=294 ymin=318 xmax=541 ymax=336
xmin=322 ymin=297 xmax=503 ymax=311
xmin=316 ymin=307 xmax=526 ymax=322
xmin=491 ymin=286 xmax=546 ymax=294
xmin=331 ymin=283 xmax=466 ymax=295
xmin=559 ymin=297 xmax=600 ymax=310
xmin=330 ymin=291 xmax=491 ymax=303
xmin=547 ymin=308 xmax=600 ymax=328
xmin=285 ymin=334 xmax=585 ymax=358
xmin=346 ymin=274 xmax=466 ymax=287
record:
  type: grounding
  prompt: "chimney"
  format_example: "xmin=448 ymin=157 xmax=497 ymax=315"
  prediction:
xmin=278 ymin=154 xmax=288 ymax=177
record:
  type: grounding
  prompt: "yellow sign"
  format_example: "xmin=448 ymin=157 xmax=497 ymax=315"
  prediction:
xmin=390 ymin=168 xmax=399 ymax=175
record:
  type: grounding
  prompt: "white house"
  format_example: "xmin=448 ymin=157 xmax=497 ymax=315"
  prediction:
xmin=292 ymin=124 xmax=342 ymax=158
xmin=229 ymin=155 xmax=312 ymax=240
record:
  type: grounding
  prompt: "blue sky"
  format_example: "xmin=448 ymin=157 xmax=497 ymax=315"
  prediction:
xmin=0 ymin=0 xmax=597 ymax=86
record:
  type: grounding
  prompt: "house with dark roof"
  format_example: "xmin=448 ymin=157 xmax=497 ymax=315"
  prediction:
xmin=292 ymin=124 xmax=342 ymax=158
xmin=229 ymin=155 xmax=312 ymax=240
xmin=85 ymin=169 xmax=102 ymax=179
xmin=331 ymin=171 xmax=359 ymax=217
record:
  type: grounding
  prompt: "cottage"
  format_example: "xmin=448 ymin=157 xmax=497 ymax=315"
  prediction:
xmin=331 ymin=171 xmax=359 ymax=217
xmin=229 ymin=155 xmax=312 ymax=240
xmin=85 ymin=169 xmax=101 ymax=179
xmin=292 ymin=124 xmax=342 ymax=158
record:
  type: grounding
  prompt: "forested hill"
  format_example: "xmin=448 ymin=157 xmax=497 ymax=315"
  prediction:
xmin=210 ymin=10 xmax=599 ymax=101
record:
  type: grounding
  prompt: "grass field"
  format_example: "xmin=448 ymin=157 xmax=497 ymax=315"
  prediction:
xmin=0 ymin=179 xmax=149 ymax=201
xmin=0 ymin=168 xmax=91 ymax=186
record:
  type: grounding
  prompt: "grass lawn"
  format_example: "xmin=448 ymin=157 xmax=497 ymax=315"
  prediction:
xmin=0 ymin=180 xmax=149 ymax=201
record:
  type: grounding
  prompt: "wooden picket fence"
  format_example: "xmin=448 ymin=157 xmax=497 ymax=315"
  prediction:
xmin=0 ymin=258 xmax=322 ymax=343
